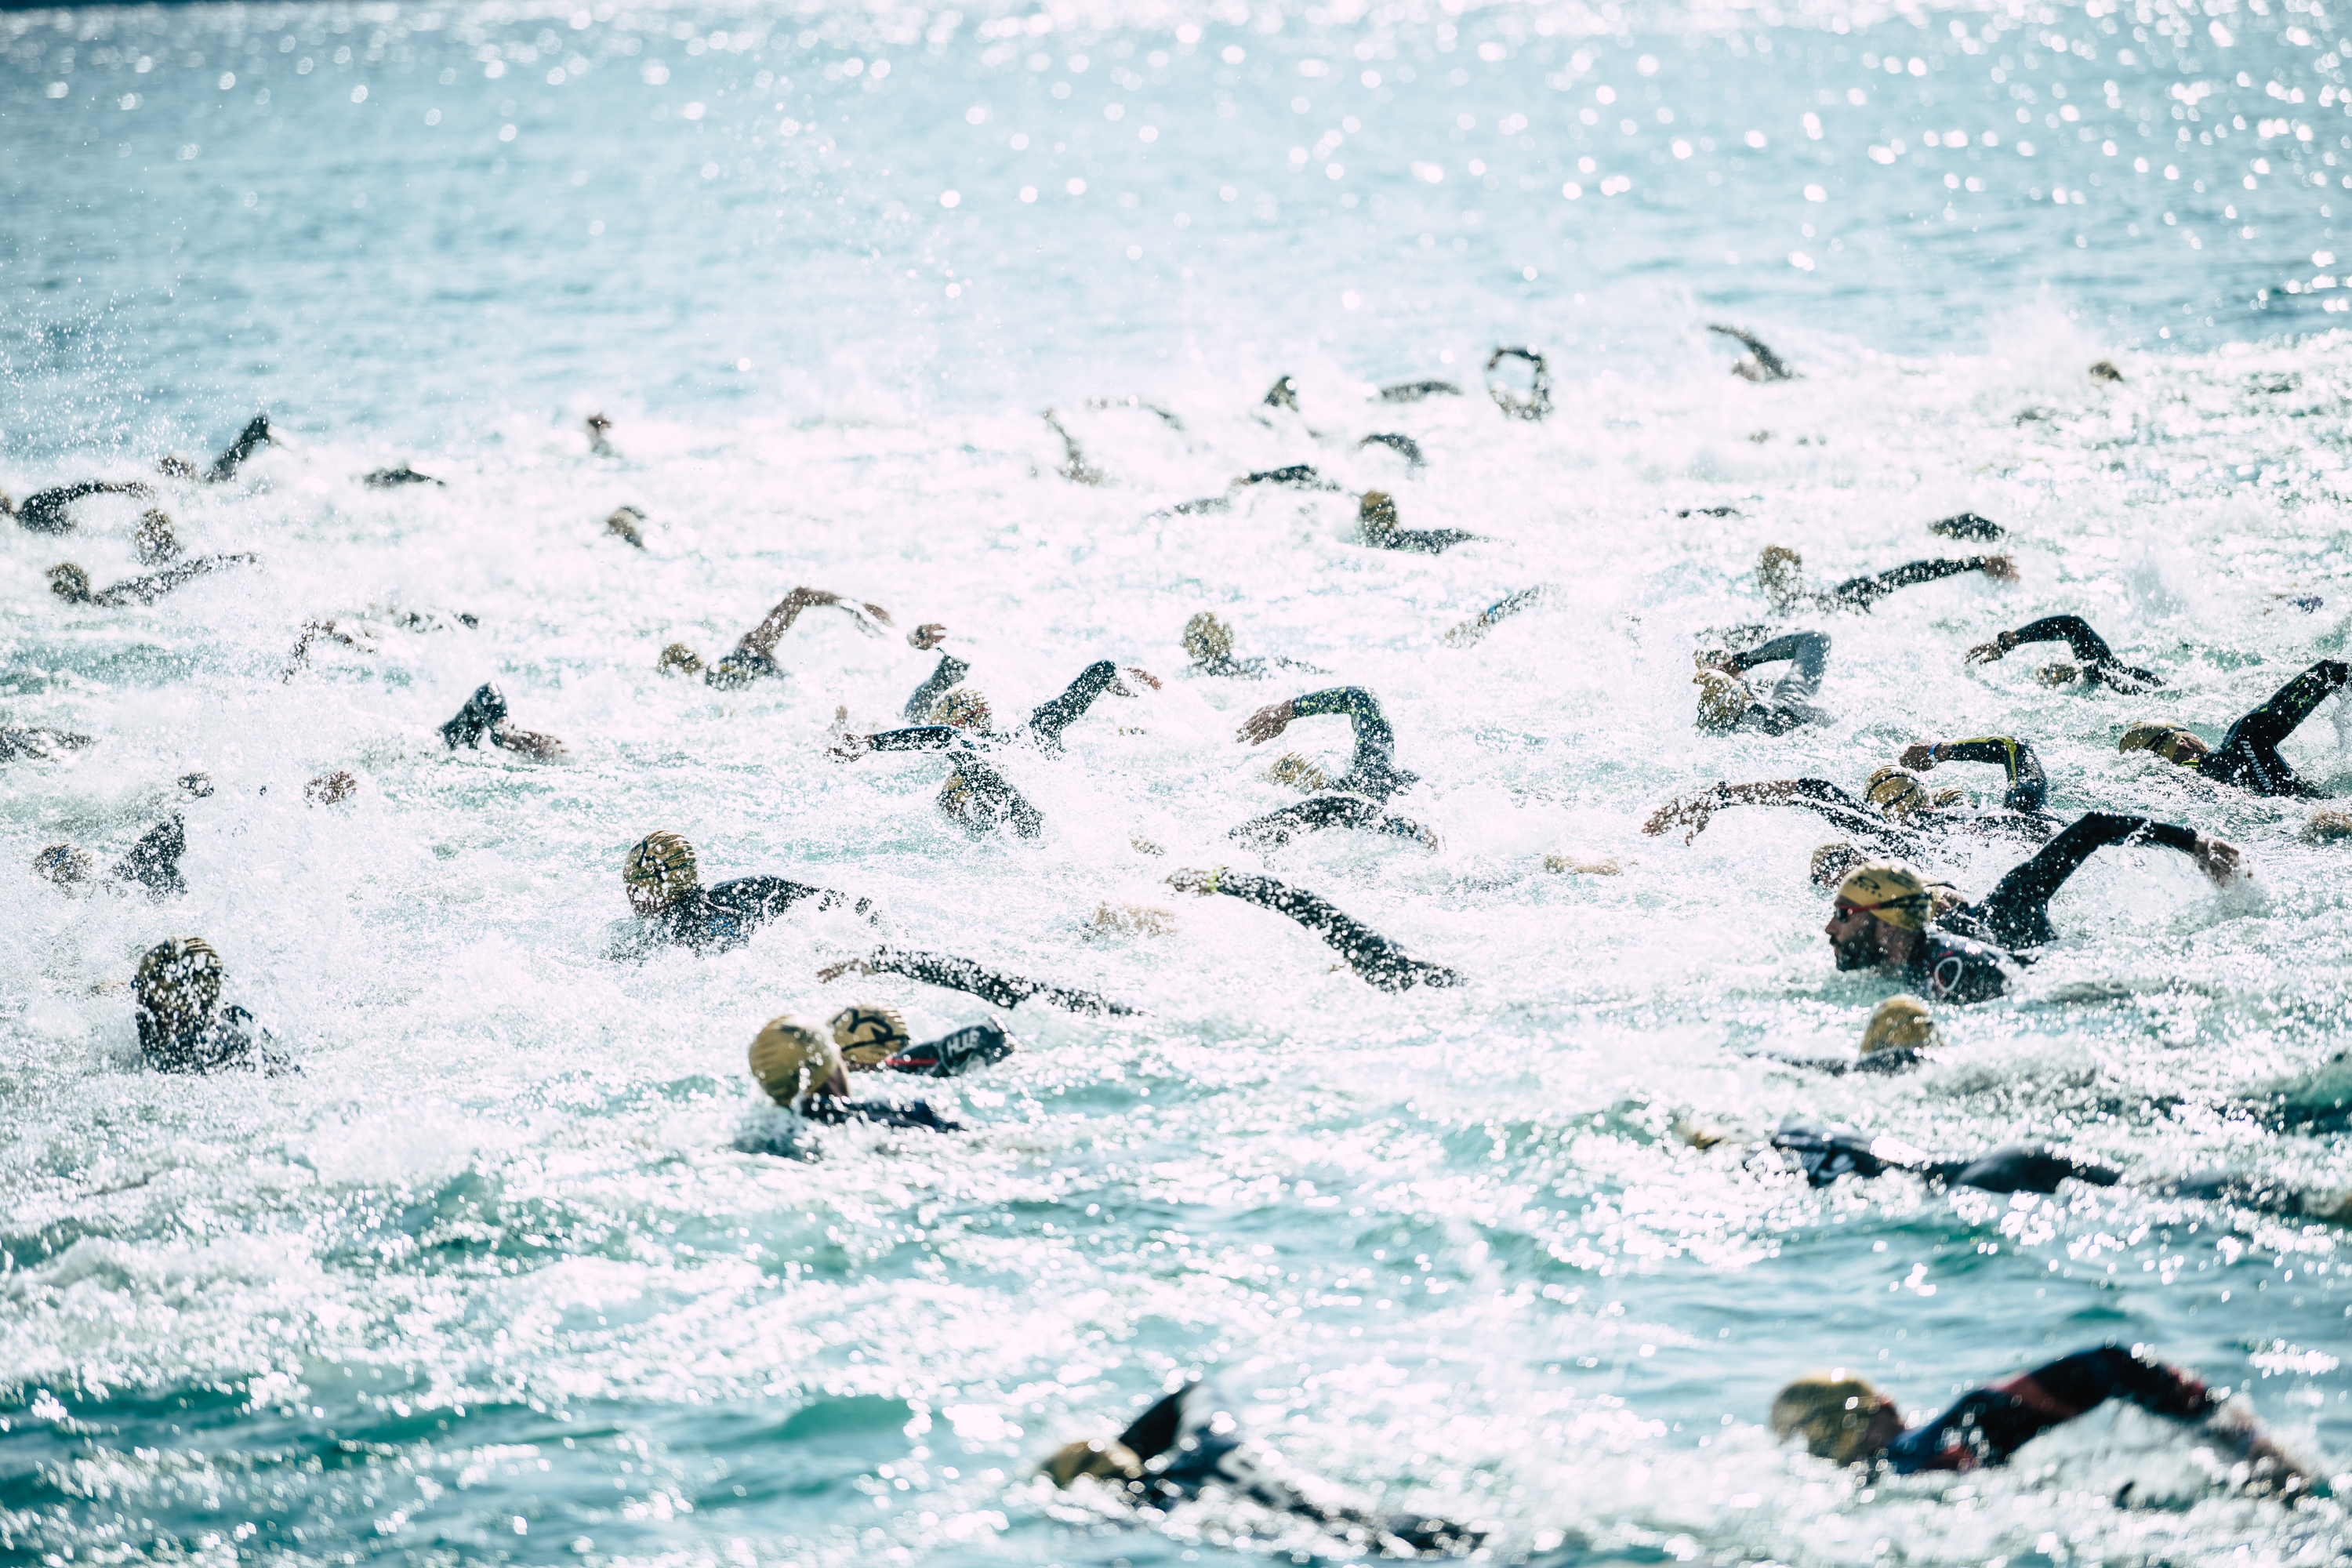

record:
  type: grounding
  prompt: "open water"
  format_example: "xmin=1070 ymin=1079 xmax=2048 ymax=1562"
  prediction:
xmin=5 ymin=0 xmax=2352 ymax=1563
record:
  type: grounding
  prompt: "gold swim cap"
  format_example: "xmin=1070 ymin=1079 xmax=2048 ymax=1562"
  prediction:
xmin=1758 ymin=545 xmax=1806 ymax=612
xmin=34 ymin=844 xmax=93 ymax=885
xmin=1359 ymin=490 xmax=1399 ymax=536
xmin=830 ymin=1004 xmax=910 ymax=1068
xmin=622 ymin=831 xmax=699 ymax=906
xmin=931 ymin=686 xmax=993 ymax=730
xmin=1861 ymin=995 xmax=1939 ymax=1056
xmin=47 ymin=563 xmax=92 ymax=602
xmin=2118 ymin=722 xmax=2199 ymax=764
xmin=134 ymin=937 xmax=223 ymax=1032
xmin=1182 ymin=611 xmax=1236 ymax=662
xmin=1264 ymin=752 xmax=1329 ymax=791
xmin=2304 ymin=809 xmax=2352 ymax=843
xmin=748 ymin=1015 xmax=843 ymax=1105
xmin=938 ymin=770 xmax=977 ymax=823
xmin=1809 ymin=841 xmax=1863 ymax=889
xmin=1833 ymin=862 xmax=1931 ymax=931
xmin=2035 ymin=661 xmax=2082 ymax=688
xmin=1769 ymin=1373 xmax=1886 ymax=1464
xmin=657 ymin=642 xmax=703 ymax=676
xmin=1693 ymin=670 xmax=1751 ymax=731
xmin=1041 ymin=1439 xmax=1145 ymax=1488
xmin=1864 ymin=767 xmax=1929 ymax=819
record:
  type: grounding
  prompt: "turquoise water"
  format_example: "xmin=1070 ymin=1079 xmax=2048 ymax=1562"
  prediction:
xmin=4 ymin=1 xmax=2352 ymax=1565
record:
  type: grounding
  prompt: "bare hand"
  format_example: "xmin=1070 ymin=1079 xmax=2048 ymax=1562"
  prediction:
xmin=1123 ymin=666 xmax=1163 ymax=691
xmin=1965 ymin=641 xmax=2005 ymax=665
xmin=2194 ymin=834 xmax=2243 ymax=884
xmin=1238 ymin=700 xmax=1295 ymax=746
xmin=1898 ymin=743 xmax=1938 ymax=771
xmin=1642 ymin=793 xmax=1714 ymax=841
xmin=909 ymin=622 xmax=949 ymax=650
xmin=815 ymin=957 xmax=876 ymax=982
xmin=1165 ymin=866 xmax=1222 ymax=895
xmin=862 ymin=602 xmax=895 ymax=626
xmin=828 ymin=734 xmax=873 ymax=762
xmin=489 ymin=722 xmax=568 ymax=761
xmin=1980 ymin=554 xmax=2020 ymax=583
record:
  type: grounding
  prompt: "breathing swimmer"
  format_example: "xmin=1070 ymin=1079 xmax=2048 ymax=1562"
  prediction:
xmin=1178 ymin=611 xmax=1323 ymax=680
xmin=48 ymin=552 xmax=257 ymax=608
xmin=745 ymin=1014 xmax=962 ymax=1133
xmin=1969 ymin=614 xmax=2161 ymax=692
xmin=1758 ymin=544 xmax=2016 ymax=615
xmin=132 ymin=937 xmax=295 ymax=1075
xmin=614 ymin=832 xmax=877 ymax=958
xmin=671 ymin=585 xmax=895 ymax=691
xmin=2117 ymin=659 xmax=2351 ymax=797
xmin=438 ymin=683 xmax=566 ymax=760
xmin=1648 ymin=737 xmax=2057 ymax=851
xmin=1228 ymin=686 xmax=1436 ymax=849
xmin=1356 ymin=489 xmax=1479 ymax=554
xmin=1168 ymin=867 xmax=1462 ymax=991
xmin=1692 ymin=633 xmax=1833 ymax=735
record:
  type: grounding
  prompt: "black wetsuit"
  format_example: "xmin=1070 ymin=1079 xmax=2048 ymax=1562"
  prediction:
xmin=13 ymin=481 xmax=149 ymax=534
xmin=1095 ymin=1381 xmax=1483 ymax=1556
xmin=1229 ymin=688 xmax=1433 ymax=848
xmin=63 ymin=554 xmax=255 ymax=608
xmin=139 ymin=1005 xmax=295 ymax=1075
xmin=208 ymin=415 xmax=273 ymax=482
xmin=706 ymin=648 xmax=780 ymax=691
xmin=1831 ymin=557 xmax=2000 ymax=611
xmin=1929 ymin=512 xmax=2005 ymax=542
xmin=112 ymin=817 xmax=187 ymax=898
xmin=1882 ymin=1345 xmax=2216 ymax=1475
xmin=1363 ymin=521 xmax=1479 ymax=555
xmin=1928 ymin=736 xmax=2050 ymax=814
xmin=802 ymin=1097 xmax=963 ymax=1132
xmin=877 ymin=1019 xmax=1014 ymax=1076
xmin=619 ymin=878 xmax=875 ymax=958
xmin=1201 ymin=872 xmax=1461 ymax=992
xmin=1996 ymin=615 xmax=2161 ymax=692
xmin=2187 ymin=659 xmax=2351 ymax=797
xmin=865 ymin=659 xmax=1123 ymax=837
xmin=0 ymin=727 xmax=93 ymax=761
xmin=1766 ymin=1120 xmax=2120 ymax=1194
xmin=1722 ymin=633 xmax=1831 ymax=735
xmin=1899 ymin=927 xmax=2016 ymax=1004
xmin=1190 ymin=652 xmax=1326 ymax=681
xmin=902 ymin=653 xmax=972 ymax=721
xmin=363 ymin=464 xmax=442 ymax=488
xmin=854 ymin=946 xmax=1139 ymax=1015
xmin=1937 ymin=811 xmax=2205 ymax=951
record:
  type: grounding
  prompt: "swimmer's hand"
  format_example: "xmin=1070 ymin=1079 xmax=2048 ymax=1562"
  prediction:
xmin=1113 ymin=666 xmax=1163 ymax=695
xmin=1980 ymin=554 xmax=2020 ymax=583
xmin=909 ymin=622 xmax=949 ymax=651
xmin=828 ymin=734 xmax=875 ymax=762
xmin=1238 ymin=699 xmax=1296 ymax=746
xmin=2194 ymin=834 xmax=2243 ymax=884
xmin=1165 ymin=866 xmax=1225 ymax=895
xmin=816 ymin=956 xmax=877 ymax=982
xmin=1965 ymin=630 xmax=2020 ymax=664
xmin=489 ymin=722 xmax=567 ymax=760
xmin=1643 ymin=793 xmax=1715 ymax=842
xmin=1897 ymin=742 xmax=1940 ymax=771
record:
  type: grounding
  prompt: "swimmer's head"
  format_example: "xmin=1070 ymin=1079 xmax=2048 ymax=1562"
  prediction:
xmin=135 ymin=510 xmax=182 ymax=565
xmin=747 ymin=1014 xmax=845 ymax=1106
xmin=1264 ymin=752 xmax=1330 ymax=792
xmin=1860 ymin=995 xmax=1940 ymax=1058
xmin=1769 ymin=1373 xmax=1900 ymax=1464
xmin=1181 ymin=611 xmax=1236 ymax=662
xmin=46 ymin=563 xmax=93 ymax=604
xmin=1864 ymin=767 xmax=1930 ymax=819
xmin=304 ymin=770 xmax=358 ymax=806
xmin=134 ymin=937 xmax=223 ymax=1034
xmin=1042 ymin=1439 xmax=1146 ymax=1489
xmin=2305 ymin=808 xmax=2352 ymax=844
xmin=34 ymin=843 xmax=93 ymax=886
xmin=1758 ymin=545 xmax=1806 ymax=612
xmin=930 ymin=686 xmax=993 ymax=731
xmin=1832 ymin=862 xmax=1931 ymax=932
xmin=656 ymin=642 xmax=703 ymax=677
xmin=622 ymin=831 xmax=699 ymax=913
xmin=2119 ymin=723 xmax=2209 ymax=764
xmin=830 ymin=1004 xmax=910 ymax=1069
xmin=1809 ymin=841 xmax=1864 ymax=890
xmin=2035 ymin=662 xmax=2082 ymax=688
xmin=1693 ymin=670 xmax=1752 ymax=731
xmin=1359 ymin=490 xmax=1399 ymax=537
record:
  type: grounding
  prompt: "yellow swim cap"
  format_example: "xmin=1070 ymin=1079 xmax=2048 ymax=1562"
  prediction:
xmin=2304 ymin=809 xmax=2352 ymax=843
xmin=1041 ymin=1439 xmax=1145 ymax=1488
xmin=1809 ymin=841 xmax=1863 ymax=889
xmin=1693 ymin=670 xmax=1751 ymax=731
xmin=1864 ymin=767 xmax=1930 ymax=818
xmin=1181 ymin=611 xmax=1235 ymax=662
xmin=1769 ymin=1373 xmax=1887 ymax=1463
xmin=748 ymin=1015 xmax=843 ymax=1105
xmin=34 ymin=844 xmax=93 ymax=885
xmin=1264 ymin=753 xmax=1329 ymax=791
xmin=2035 ymin=661 xmax=2082 ymax=688
xmin=1833 ymin=862 xmax=1931 ymax=931
xmin=134 ymin=937 xmax=223 ymax=1031
xmin=1861 ymin=995 xmax=1939 ymax=1056
xmin=657 ymin=642 xmax=704 ymax=676
xmin=1359 ymin=490 xmax=1399 ymax=536
xmin=2119 ymin=722 xmax=2200 ymax=764
xmin=47 ymin=563 xmax=92 ymax=603
xmin=931 ymin=686 xmax=993 ymax=730
xmin=830 ymin=1004 xmax=910 ymax=1068
xmin=1758 ymin=545 xmax=1806 ymax=611
xmin=622 ymin=831 xmax=699 ymax=907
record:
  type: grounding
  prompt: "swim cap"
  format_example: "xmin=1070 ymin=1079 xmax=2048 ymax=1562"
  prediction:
xmin=830 ymin=1003 xmax=910 ymax=1068
xmin=1264 ymin=752 xmax=1329 ymax=791
xmin=1041 ymin=1439 xmax=1145 ymax=1488
xmin=1758 ymin=545 xmax=1806 ymax=611
xmin=46 ymin=563 xmax=92 ymax=603
xmin=1860 ymin=995 xmax=1939 ymax=1057
xmin=1693 ymin=670 xmax=1751 ymax=731
xmin=1833 ymin=862 xmax=1931 ymax=931
xmin=33 ymin=844 xmax=93 ymax=885
xmin=2035 ymin=661 xmax=2082 ymax=688
xmin=1809 ymin=842 xmax=1864 ymax=889
xmin=1359 ymin=491 xmax=1399 ymax=536
xmin=134 ymin=937 xmax=223 ymax=1032
xmin=938 ymin=771 xmax=977 ymax=824
xmin=656 ymin=642 xmax=704 ymax=676
xmin=1864 ymin=767 xmax=1929 ymax=819
xmin=1181 ymin=611 xmax=1236 ymax=662
xmin=622 ymin=831 xmax=699 ymax=906
xmin=135 ymin=510 xmax=182 ymax=565
xmin=930 ymin=686 xmax=993 ymax=730
xmin=747 ymin=1014 xmax=842 ymax=1105
xmin=2118 ymin=723 xmax=2200 ymax=764
xmin=1769 ymin=1373 xmax=1886 ymax=1464
xmin=2304 ymin=809 xmax=2352 ymax=843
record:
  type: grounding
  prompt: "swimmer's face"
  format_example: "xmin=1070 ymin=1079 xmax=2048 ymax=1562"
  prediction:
xmin=1824 ymin=902 xmax=1886 ymax=971
xmin=1856 ymin=1396 xmax=1907 ymax=1459
xmin=626 ymin=879 xmax=667 ymax=916
xmin=2160 ymin=731 xmax=2212 ymax=763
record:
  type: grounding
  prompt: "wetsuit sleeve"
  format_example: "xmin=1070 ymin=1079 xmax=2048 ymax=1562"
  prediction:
xmin=2005 ymin=615 xmax=2117 ymax=666
xmin=1886 ymin=1345 xmax=2215 ymax=1474
xmin=153 ymin=554 xmax=251 ymax=593
xmin=1288 ymin=688 xmax=1412 ymax=797
xmin=1205 ymin=872 xmax=1461 ymax=991
xmin=111 ymin=816 xmax=187 ymax=895
xmin=883 ymin=1020 xmax=1014 ymax=1076
xmin=902 ymin=654 xmax=971 ymax=723
xmin=858 ymin=947 xmax=1138 ymax=1015
xmin=1711 ymin=779 xmax=1900 ymax=848
xmin=1721 ymin=633 xmax=1818 ymax=674
xmin=1933 ymin=737 xmax=2049 ymax=813
xmin=2203 ymin=659 xmax=2352 ymax=796
xmin=708 ymin=876 xmax=877 ymax=927
xmin=1023 ymin=659 xmax=1119 ymax=746
xmin=1911 ymin=933 xmax=2013 ymax=1004
xmin=867 ymin=725 xmax=962 ymax=751
xmin=1927 ymin=1145 xmax=2122 ymax=1194
xmin=1831 ymin=557 xmax=1987 ymax=610
xmin=1969 ymin=812 xmax=2198 ymax=949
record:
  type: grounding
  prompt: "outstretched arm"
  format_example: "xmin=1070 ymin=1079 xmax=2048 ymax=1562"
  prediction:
xmin=1644 ymin=779 xmax=1886 ymax=844
xmin=1023 ymin=659 xmax=1121 ymax=746
xmin=1968 ymin=614 xmax=2117 ymax=669
xmin=832 ymin=724 xmax=961 ymax=760
xmin=1835 ymin=556 xmax=2015 ymax=610
xmin=739 ymin=586 xmax=892 ymax=655
xmin=821 ymin=946 xmax=1138 ymax=1014
xmin=1900 ymin=736 xmax=2049 ymax=813
xmin=1170 ymin=867 xmax=1461 ymax=990
xmin=1969 ymin=811 xmax=2236 ymax=949
xmin=902 ymin=652 xmax=971 ymax=723
xmin=1256 ymin=688 xmax=1409 ymax=796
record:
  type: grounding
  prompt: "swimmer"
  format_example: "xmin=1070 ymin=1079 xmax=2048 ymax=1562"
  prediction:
xmin=615 ymin=832 xmax=877 ymax=959
xmin=132 ymin=937 xmax=295 ymax=1075
xmin=156 ymin=413 xmax=275 ymax=484
xmin=47 ymin=552 xmax=257 ymax=608
xmin=1356 ymin=431 xmax=1426 ymax=466
xmin=1043 ymin=408 xmax=1103 ymax=485
xmin=1042 ymin=1378 xmax=1483 ymax=1558
xmin=34 ymin=815 xmax=189 ymax=899
xmin=682 ymin=585 xmax=895 ymax=691
xmin=1650 ymin=736 xmax=2057 ymax=850
xmin=1769 ymin=1344 xmax=2307 ymax=1489
xmin=1263 ymin=374 xmax=1301 ymax=412
xmin=361 ymin=463 xmax=442 ymax=488
xmin=1927 ymin=511 xmax=2005 ymax=542
xmin=1179 ymin=611 xmax=1324 ymax=680
xmin=1707 ymin=323 xmax=1793 ymax=382
xmin=1229 ymin=687 xmax=1436 ymax=848
xmin=1485 ymin=345 xmax=1552 ymax=419
xmin=746 ymin=1015 xmax=962 ymax=1132
xmin=1693 ymin=632 xmax=1833 ymax=735
xmin=1356 ymin=489 xmax=1479 ymax=554
xmin=437 ymin=683 xmax=566 ymax=760
xmin=1375 ymin=378 xmax=1462 ymax=403
xmin=2118 ymin=659 xmax=2352 ymax=797
xmin=604 ymin=505 xmax=647 ymax=548
xmin=1442 ymin=585 xmax=1549 ymax=648
xmin=1758 ymin=544 xmax=2017 ymax=615
xmin=829 ymin=1003 xmax=1017 ymax=1078
xmin=1893 ymin=736 xmax=2050 ymax=814
xmin=818 ymin=947 xmax=1138 ymax=1016
xmin=1685 ymin=1112 xmax=2124 ymax=1195
xmin=0 ymin=726 xmax=94 ymax=762
xmin=833 ymin=659 xmax=1147 ymax=838
xmin=1823 ymin=861 xmax=2017 ymax=1003
xmin=1243 ymin=463 xmax=1345 ymax=491
xmin=892 ymin=621 xmax=964 ymax=720
xmin=4 ymin=479 xmax=152 ymax=534
xmin=1167 ymin=867 xmax=1463 ymax=991
xmin=586 ymin=412 xmax=616 ymax=458
xmin=1968 ymin=615 xmax=2161 ymax=693
xmin=2090 ymin=358 xmax=2126 ymax=383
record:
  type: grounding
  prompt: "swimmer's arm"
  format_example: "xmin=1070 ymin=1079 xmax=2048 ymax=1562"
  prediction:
xmin=1642 ymin=779 xmax=1857 ymax=840
xmin=1287 ymin=687 xmax=1396 ymax=778
xmin=855 ymin=725 xmax=962 ymax=753
xmin=739 ymin=586 xmax=893 ymax=655
xmin=1719 ymin=634 xmax=1814 ymax=673
xmin=1904 ymin=737 xmax=2048 ymax=811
